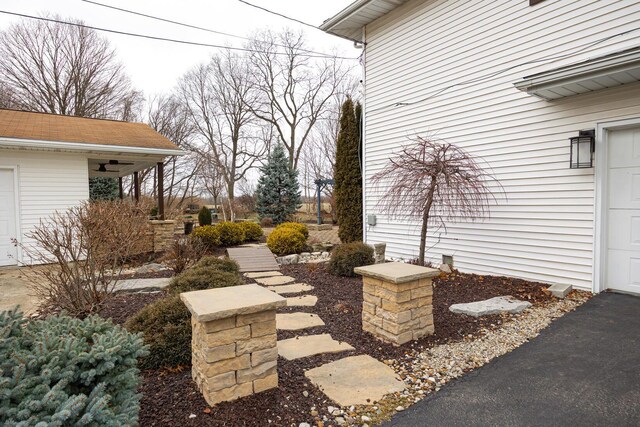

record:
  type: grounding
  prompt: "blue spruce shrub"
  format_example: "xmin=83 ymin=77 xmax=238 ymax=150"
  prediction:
xmin=0 ymin=308 xmax=148 ymax=426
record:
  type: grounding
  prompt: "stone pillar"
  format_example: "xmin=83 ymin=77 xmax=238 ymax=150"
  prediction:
xmin=148 ymin=220 xmax=176 ymax=252
xmin=355 ymin=262 xmax=439 ymax=346
xmin=181 ymin=284 xmax=286 ymax=406
xmin=373 ymin=243 xmax=386 ymax=264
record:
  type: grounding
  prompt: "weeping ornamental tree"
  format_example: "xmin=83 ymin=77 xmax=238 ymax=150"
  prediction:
xmin=334 ymin=97 xmax=363 ymax=243
xmin=372 ymin=136 xmax=500 ymax=265
xmin=255 ymin=144 xmax=302 ymax=224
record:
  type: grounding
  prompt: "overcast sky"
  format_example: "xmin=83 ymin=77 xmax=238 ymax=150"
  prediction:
xmin=0 ymin=0 xmax=357 ymax=96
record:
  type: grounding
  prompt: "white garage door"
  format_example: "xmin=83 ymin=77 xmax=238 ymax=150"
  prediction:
xmin=606 ymin=127 xmax=640 ymax=294
xmin=0 ymin=169 xmax=18 ymax=266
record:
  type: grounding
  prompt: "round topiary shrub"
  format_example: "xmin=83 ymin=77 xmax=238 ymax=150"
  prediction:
xmin=267 ymin=227 xmax=306 ymax=256
xmin=277 ymin=222 xmax=309 ymax=239
xmin=215 ymin=221 xmax=246 ymax=246
xmin=198 ymin=206 xmax=212 ymax=226
xmin=192 ymin=256 xmax=240 ymax=273
xmin=239 ymin=221 xmax=264 ymax=241
xmin=328 ymin=242 xmax=375 ymax=277
xmin=192 ymin=224 xmax=221 ymax=249
xmin=125 ymin=295 xmax=191 ymax=370
xmin=166 ymin=267 xmax=244 ymax=294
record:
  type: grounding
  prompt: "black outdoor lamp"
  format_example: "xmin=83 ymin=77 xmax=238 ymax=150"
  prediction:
xmin=569 ymin=129 xmax=595 ymax=169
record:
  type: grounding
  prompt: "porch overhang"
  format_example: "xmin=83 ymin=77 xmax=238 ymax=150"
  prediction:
xmin=514 ymin=46 xmax=640 ymax=100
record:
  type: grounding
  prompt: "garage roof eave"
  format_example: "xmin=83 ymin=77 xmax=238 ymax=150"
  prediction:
xmin=513 ymin=45 xmax=640 ymax=100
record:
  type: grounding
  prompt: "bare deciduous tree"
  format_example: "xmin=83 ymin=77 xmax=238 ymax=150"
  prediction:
xmin=372 ymin=136 xmax=501 ymax=265
xmin=247 ymin=29 xmax=350 ymax=170
xmin=0 ymin=15 xmax=140 ymax=119
xmin=180 ymin=49 xmax=266 ymax=220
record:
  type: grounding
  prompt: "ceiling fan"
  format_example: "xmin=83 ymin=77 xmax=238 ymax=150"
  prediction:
xmin=94 ymin=159 xmax=135 ymax=173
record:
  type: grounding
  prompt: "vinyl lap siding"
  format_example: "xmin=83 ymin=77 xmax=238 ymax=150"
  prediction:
xmin=363 ymin=0 xmax=640 ymax=289
xmin=0 ymin=150 xmax=89 ymax=260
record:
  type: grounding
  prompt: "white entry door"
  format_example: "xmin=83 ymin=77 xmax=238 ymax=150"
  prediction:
xmin=0 ymin=169 xmax=18 ymax=266
xmin=606 ymin=127 xmax=640 ymax=294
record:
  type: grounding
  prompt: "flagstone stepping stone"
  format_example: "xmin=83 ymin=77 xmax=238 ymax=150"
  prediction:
xmin=276 ymin=312 xmax=325 ymax=330
xmin=286 ymin=295 xmax=318 ymax=307
xmin=113 ymin=277 xmax=171 ymax=292
xmin=244 ymin=271 xmax=283 ymax=279
xmin=266 ymin=283 xmax=314 ymax=295
xmin=278 ymin=334 xmax=354 ymax=360
xmin=254 ymin=275 xmax=296 ymax=286
xmin=305 ymin=355 xmax=406 ymax=406
xmin=449 ymin=295 xmax=532 ymax=317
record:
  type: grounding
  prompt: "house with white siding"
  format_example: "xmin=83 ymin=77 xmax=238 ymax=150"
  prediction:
xmin=0 ymin=109 xmax=183 ymax=266
xmin=321 ymin=0 xmax=640 ymax=294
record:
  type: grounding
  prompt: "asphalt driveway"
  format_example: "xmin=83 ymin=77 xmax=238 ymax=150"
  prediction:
xmin=385 ymin=292 xmax=640 ymax=427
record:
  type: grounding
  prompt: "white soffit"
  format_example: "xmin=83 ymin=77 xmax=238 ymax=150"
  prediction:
xmin=320 ymin=0 xmax=410 ymax=42
xmin=514 ymin=46 xmax=640 ymax=100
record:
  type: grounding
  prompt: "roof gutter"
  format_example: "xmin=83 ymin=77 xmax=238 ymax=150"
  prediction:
xmin=0 ymin=136 xmax=186 ymax=156
xmin=320 ymin=0 xmax=371 ymax=43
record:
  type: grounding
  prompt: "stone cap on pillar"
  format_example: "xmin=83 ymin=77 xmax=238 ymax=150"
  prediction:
xmin=354 ymin=262 xmax=440 ymax=284
xmin=181 ymin=283 xmax=286 ymax=322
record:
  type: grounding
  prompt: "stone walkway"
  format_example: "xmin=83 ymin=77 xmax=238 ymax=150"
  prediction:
xmin=245 ymin=270 xmax=408 ymax=407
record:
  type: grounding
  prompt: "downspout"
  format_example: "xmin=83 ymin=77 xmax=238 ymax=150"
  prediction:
xmin=361 ymin=25 xmax=367 ymax=243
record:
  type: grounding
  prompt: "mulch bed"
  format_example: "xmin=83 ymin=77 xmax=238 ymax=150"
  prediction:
xmin=101 ymin=264 xmax=555 ymax=427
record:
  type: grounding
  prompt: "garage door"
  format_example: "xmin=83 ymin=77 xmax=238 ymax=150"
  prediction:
xmin=0 ymin=169 xmax=18 ymax=266
xmin=606 ymin=127 xmax=640 ymax=294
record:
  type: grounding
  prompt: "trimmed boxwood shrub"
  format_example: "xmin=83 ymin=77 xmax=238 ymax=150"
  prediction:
xmin=198 ymin=206 xmax=212 ymax=226
xmin=192 ymin=224 xmax=221 ymax=249
xmin=216 ymin=221 xmax=245 ymax=246
xmin=267 ymin=227 xmax=306 ymax=256
xmin=125 ymin=295 xmax=191 ymax=370
xmin=239 ymin=221 xmax=264 ymax=241
xmin=166 ymin=267 xmax=244 ymax=294
xmin=192 ymin=256 xmax=240 ymax=273
xmin=0 ymin=308 xmax=148 ymax=425
xmin=277 ymin=222 xmax=309 ymax=239
xmin=328 ymin=242 xmax=374 ymax=277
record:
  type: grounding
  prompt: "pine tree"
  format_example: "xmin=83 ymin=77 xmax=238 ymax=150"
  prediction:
xmin=334 ymin=97 xmax=363 ymax=243
xmin=89 ymin=177 xmax=119 ymax=201
xmin=255 ymin=144 xmax=302 ymax=225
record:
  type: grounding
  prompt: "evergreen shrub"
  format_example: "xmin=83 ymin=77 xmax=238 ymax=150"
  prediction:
xmin=166 ymin=267 xmax=244 ymax=294
xmin=192 ymin=256 xmax=240 ymax=273
xmin=215 ymin=221 xmax=245 ymax=246
xmin=328 ymin=242 xmax=374 ymax=277
xmin=267 ymin=227 xmax=306 ymax=256
xmin=198 ymin=206 xmax=212 ymax=226
xmin=277 ymin=222 xmax=309 ymax=239
xmin=239 ymin=222 xmax=264 ymax=241
xmin=192 ymin=225 xmax=221 ymax=249
xmin=0 ymin=309 xmax=147 ymax=426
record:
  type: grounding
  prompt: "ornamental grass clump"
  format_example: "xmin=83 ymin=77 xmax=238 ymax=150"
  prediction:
xmin=0 ymin=308 xmax=148 ymax=426
xmin=328 ymin=242 xmax=374 ymax=277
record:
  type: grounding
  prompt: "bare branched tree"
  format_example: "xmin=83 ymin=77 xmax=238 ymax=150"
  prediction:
xmin=247 ymin=29 xmax=350 ymax=170
xmin=0 ymin=81 xmax=15 ymax=109
xmin=372 ymin=136 xmax=502 ymax=265
xmin=180 ymin=49 xmax=266 ymax=220
xmin=0 ymin=15 xmax=141 ymax=119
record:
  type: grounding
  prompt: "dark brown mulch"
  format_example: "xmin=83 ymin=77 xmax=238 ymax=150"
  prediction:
xmin=99 ymin=291 xmax=166 ymax=325
xmin=114 ymin=264 xmax=554 ymax=427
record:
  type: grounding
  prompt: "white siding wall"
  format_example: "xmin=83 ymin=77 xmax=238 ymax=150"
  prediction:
xmin=0 ymin=149 xmax=89 ymax=262
xmin=363 ymin=0 xmax=640 ymax=289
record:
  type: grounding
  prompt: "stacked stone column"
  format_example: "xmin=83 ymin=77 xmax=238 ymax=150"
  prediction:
xmin=181 ymin=284 xmax=286 ymax=406
xmin=355 ymin=262 xmax=439 ymax=346
xmin=148 ymin=220 xmax=176 ymax=252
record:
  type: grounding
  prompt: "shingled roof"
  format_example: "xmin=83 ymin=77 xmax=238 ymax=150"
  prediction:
xmin=0 ymin=109 xmax=180 ymax=151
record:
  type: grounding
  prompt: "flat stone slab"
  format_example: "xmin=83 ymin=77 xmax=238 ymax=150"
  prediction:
xmin=254 ymin=275 xmax=296 ymax=286
xmin=181 ymin=283 xmax=286 ymax=322
xmin=113 ymin=277 xmax=171 ymax=292
xmin=278 ymin=334 xmax=354 ymax=360
xmin=305 ymin=355 xmax=406 ymax=406
xmin=286 ymin=295 xmax=318 ymax=307
xmin=244 ymin=271 xmax=283 ymax=279
xmin=449 ymin=296 xmax=532 ymax=318
xmin=354 ymin=262 xmax=440 ymax=284
xmin=266 ymin=283 xmax=314 ymax=295
xmin=547 ymin=283 xmax=572 ymax=298
xmin=276 ymin=312 xmax=325 ymax=330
